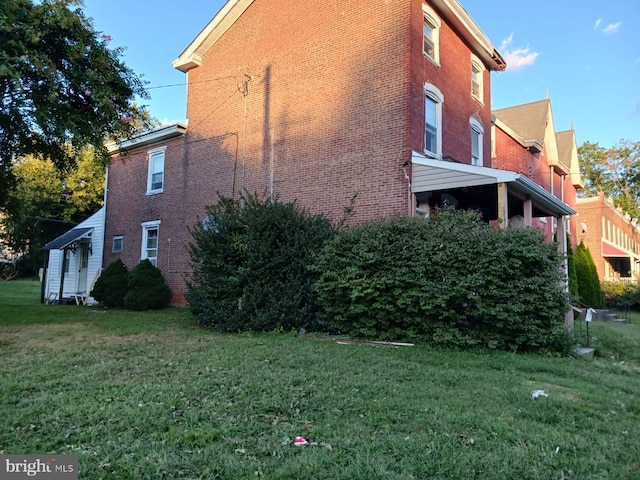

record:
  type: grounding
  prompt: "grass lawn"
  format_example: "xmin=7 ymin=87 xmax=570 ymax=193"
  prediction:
xmin=1 ymin=279 xmax=639 ymax=479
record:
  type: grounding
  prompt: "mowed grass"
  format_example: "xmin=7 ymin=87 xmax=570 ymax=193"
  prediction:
xmin=1 ymin=279 xmax=639 ymax=479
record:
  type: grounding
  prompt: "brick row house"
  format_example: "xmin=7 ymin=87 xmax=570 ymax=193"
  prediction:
xmin=576 ymin=193 xmax=640 ymax=282
xmin=492 ymin=98 xmax=583 ymax=250
xmin=103 ymin=0 xmax=576 ymax=305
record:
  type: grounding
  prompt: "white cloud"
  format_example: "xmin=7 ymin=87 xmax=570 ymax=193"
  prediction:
xmin=499 ymin=34 xmax=539 ymax=71
xmin=594 ymin=18 xmax=602 ymax=29
xmin=603 ymin=22 xmax=622 ymax=35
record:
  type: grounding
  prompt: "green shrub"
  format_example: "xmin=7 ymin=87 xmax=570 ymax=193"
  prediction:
xmin=602 ymin=281 xmax=640 ymax=310
xmin=187 ymin=193 xmax=335 ymax=332
xmin=575 ymin=241 xmax=603 ymax=308
xmin=123 ymin=259 xmax=170 ymax=311
xmin=90 ymin=259 xmax=128 ymax=308
xmin=567 ymin=236 xmax=579 ymax=302
xmin=313 ymin=208 xmax=571 ymax=352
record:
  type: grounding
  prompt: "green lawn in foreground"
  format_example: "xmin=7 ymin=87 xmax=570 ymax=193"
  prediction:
xmin=1 ymin=279 xmax=639 ymax=479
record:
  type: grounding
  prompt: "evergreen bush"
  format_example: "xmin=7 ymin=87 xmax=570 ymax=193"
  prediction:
xmin=313 ymin=208 xmax=571 ymax=352
xmin=574 ymin=241 xmax=603 ymax=308
xmin=90 ymin=259 xmax=128 ymax=308
xmin=566 ymin=236 xmax=579 ymax=302
xmin=123 ymin=259 xmax=170 ymax=311
xmin=187 ymin=193 xmax=335 ymax=332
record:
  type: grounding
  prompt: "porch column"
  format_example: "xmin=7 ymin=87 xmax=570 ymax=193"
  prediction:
xmin=523 ymin=198 xmax=533 ymax=228
xmin=497 ymin=183 xmax=508 ymax=229
xmin=59 ymin=248 xmax=67 ymax=303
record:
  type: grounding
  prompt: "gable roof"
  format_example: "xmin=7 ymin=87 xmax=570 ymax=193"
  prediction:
xmin=555 ymin=129 xmax=574 ymax=166
xmin=493 ymin=99 xmax=550 ymax=150
xmin=173 ymin=0 xmax=506 ymax=72
xmin=106 ymin=122 xmax=187 ymax=154
xmin=556 ymin=129 xmax=584 ymax=188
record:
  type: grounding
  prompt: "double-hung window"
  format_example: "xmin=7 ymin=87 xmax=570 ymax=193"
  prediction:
xmin=424 ymin=83 xmax=444 ymax=159
xmin=471 ymin=54 xmax=485 ymax=103
xmin=470 ymin=118 xmax=484 ymax=166
xmin=141 ymin=220 xmax=160 ymax=267
xmin=422 ymin=6 xmax=441 ymax=65
xmin=147 ymin=147 xmax=166 ymax=195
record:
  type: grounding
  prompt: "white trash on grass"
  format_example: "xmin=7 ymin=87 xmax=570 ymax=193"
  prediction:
xmin=531 ymin=389 xmax=549 ymax=399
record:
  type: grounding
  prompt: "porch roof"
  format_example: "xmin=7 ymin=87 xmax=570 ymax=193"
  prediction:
xmin=42 ymin=227 xmax=93 ymax=251
xmin=411 ymin=152 xmax=575 ymax=217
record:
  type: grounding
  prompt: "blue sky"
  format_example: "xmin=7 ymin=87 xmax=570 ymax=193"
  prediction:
xmin=84 ymin=0 xmax=639 ymax=149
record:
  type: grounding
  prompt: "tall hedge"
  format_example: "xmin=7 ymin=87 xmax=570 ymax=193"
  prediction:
xmin=313 ymin=209 xmax=571 ymax=352
xmin=574 ymin=241 xmax=602 ymax=308
xmin=90 ymin=259 xmax=128 ymax=308
xmin=187 ymin=193 xmax=335 ymax=332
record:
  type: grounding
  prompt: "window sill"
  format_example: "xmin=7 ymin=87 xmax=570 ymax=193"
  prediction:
xmin=423 ymin=54 xmax=440 ymax=68
xmin=423 ymin=150 xmax=441 ymax=160
xmin=472 ymin=95 xmax=485 ymax=106
xmin=146 ymin=190 xmax=164 ymax=196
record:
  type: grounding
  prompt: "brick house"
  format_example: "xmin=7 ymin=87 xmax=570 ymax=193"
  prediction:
xmin=492 ymin=98 xmax=583 ymax=249
xmin=104 ymin=0 xmax=574 ymax=304
xmin=576 ymin=193 xmax=640 ymax=282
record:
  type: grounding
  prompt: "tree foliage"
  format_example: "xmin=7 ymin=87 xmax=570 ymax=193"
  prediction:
xmin=187 ymin=193 xmax=335 ymax=332
xmin=0 ymin=0 xmax=149 ymax=206
xmin=313 ymin=209 xmax=572 ymax=352
xmin=578 ymin=140 xmax=640 ymax=219
xmin=0 ymin=148 xmax=105 ymax=275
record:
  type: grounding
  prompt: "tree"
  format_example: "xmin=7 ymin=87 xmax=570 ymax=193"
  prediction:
xmin=574 ymin=241 xmax=602 ymax=308
xmin=0 ymin=0 xmax=149 ymax=207
xmin=578 ymin=140 xmax=640 ymax=219
xmin=1 ymin=149 xmax=106 ymax=275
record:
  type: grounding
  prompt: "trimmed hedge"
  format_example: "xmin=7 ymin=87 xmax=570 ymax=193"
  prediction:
xmin=313 ymin=209 xmax=572 ymax=352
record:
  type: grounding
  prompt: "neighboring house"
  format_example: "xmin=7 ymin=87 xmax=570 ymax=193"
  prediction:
xmin=41 ymin=207 xmax=105 ymax=305
xmin=492 ymin=98 xmax=583 ymax=249
xmin=576 ymin=193 xmax=640 ymax=282
xmin=105 ymin=0 xmax=575 ymax=304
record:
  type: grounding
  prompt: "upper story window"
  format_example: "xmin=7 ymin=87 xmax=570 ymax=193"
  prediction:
xmin=141 ymin=220 xmax=160 ymax=266
xmin=470 ymin=117 xmax=484 ymax=166
xmin=422 ymin=5 xmax=441 ymax=65
xmin=470 ymin=54 xmax=485 ymax=103
xmin=147 ymin=146 xmax=166 ymax=195
xmin=424 ymin=83 xmax=444 ymax=159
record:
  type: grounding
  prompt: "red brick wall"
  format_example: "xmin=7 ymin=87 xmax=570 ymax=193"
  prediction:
xmin=408 ymin=1 xmax=493 ymax=165
xmin=104 ymin=136 xmax=192 ymax=304
xmin=106 ymin=0 xmax=497 ymax=302
xmin=576 ymin=193 xmax=640 ymax=280
xmin=184 ymin=0 xmax=413 ymax=226
xmin=492 ymin=127 xmax=551 ymax=190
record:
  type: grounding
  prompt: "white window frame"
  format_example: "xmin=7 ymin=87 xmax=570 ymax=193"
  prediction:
xmin=112 ymin=235 xmax=123 ymax=253
xmin=470 ymin=54 xmax=485 ymax=103
xmin=424 ymin=83 xmax=444 ymax=159
xmin=147 ymin=146 xmax=166 ymax=195
xmin=141 ymin=220 xmax=161 ymax=267
xmin=470 ymin=117 xmax=484 ymax=166
xmin=422 ymin=5 xmax=441 ymax=65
